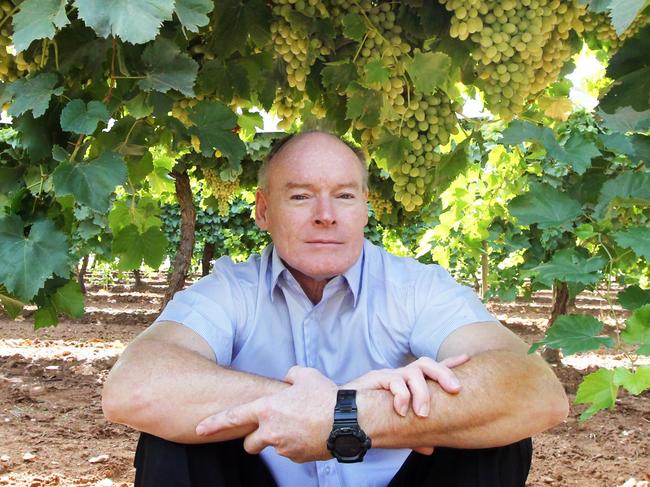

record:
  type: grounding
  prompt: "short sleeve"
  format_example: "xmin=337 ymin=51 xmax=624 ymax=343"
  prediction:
xmin=409 ymin=266 xmax=496 ymax=361
xmin=154 ymin=262 xmax=244 ymax=366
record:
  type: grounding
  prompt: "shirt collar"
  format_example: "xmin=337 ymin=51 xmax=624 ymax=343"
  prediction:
xmin=268 ymin=242 xmax=364 ymax=307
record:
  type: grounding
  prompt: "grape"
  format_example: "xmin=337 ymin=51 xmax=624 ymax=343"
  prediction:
xmin=582 ymin=11 xmax=649 ymax=50
xmin=203 ymin=167 xmax=241 ymax=217
xmin=368 ymin=191 xmax=393 ymax=220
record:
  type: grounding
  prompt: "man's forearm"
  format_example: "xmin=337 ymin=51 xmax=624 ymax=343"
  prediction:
xmin=102 ymin=338 xmax=288 ymax=444
xmin=356 ymin=350 xmax=568 ymax=450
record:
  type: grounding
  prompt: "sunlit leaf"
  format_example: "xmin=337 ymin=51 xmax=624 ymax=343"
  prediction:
xmin=529 ymin=314 xmax=614 ymax=355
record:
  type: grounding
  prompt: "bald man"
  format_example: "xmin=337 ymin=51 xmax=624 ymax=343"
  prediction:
xmin=102 ymin=131 xmax=567 ymax=487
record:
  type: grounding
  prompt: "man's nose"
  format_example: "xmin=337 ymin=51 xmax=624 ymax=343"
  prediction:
xmin=313 ymin=197 xmax=336 ymax=226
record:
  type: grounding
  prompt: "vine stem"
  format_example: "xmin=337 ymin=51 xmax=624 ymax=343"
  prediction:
xmin=118 ymin=120 xmax=140 ymax=152
xmin=69 ymin=134 xmax=85 ymax=162
xmin=52 ymin=39 xmax=59 ymax=71
xmin=104 ymin=37 xmax=117 ymax=104
xmin=0 ymin=5 xmax=19 ymax=30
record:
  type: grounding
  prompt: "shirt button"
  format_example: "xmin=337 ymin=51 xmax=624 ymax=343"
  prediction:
xmin=324 ymin=466 xmax=331 ymax=474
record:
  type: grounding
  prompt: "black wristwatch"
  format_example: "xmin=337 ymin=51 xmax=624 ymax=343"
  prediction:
xmin=326 ymin=389 xmax=371 ymax=463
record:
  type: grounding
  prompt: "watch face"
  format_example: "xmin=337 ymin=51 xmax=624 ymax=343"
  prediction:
xmin=334 ymin=435 xmax=362 ymax=457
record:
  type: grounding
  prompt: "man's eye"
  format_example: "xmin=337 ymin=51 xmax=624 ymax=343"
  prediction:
xmin=338 ymin=193 xmax=355 ymax=199
xmin=290 ymin=194 xmax=308 ymax=200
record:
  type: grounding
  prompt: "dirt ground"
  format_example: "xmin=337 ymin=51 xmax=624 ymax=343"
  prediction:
xmin=0 ymin=275 xmax=648 ymax=487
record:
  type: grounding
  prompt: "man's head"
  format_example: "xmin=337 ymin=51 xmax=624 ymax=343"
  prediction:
xmin=255 ymin=131 xmax=369 ymax=282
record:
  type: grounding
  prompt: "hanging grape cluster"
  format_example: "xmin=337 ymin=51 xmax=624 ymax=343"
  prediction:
xmin=368 ymin=191 xmax=393 ymax=220
xmin=203 ymin=167 xmax=241 ymax=217
xmin=441 ymin=0 xmax=586 ymax=120
xmin=582 ymin=11 xmax=649 ymax=50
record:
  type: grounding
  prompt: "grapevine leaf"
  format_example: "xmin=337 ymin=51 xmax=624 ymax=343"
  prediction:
xmin=75 ymin=0 xmax=174 ymax=44
xmin=52 ymin=281 xmax=85 ymax=317
xmin=434 ymin=138 xmax=470 ymax=192
xmin=599 ymin=133 xmax=636 ymax=156
xmin=597 ymin=107 xmax=650 ymax=133
xmin=60 ymin=99 xmax=110 ymax=135
xmin=406 ymin=52 xmax=451 ymax=95
xmin=618 ymin=285 xmax=650 ymax=311
xmin=321 ymin=61 xmax=358 ymax=93
xmin=613 ymin=226 xmax=650 ymax=260
xmin=500 ymin=120 xmax=565 ymax=158
xmin=0 ymin=167 xmax=24 ymax=193
xmin=109 ymin=197 xmax=161 ymax=234
xmin=127 ymin=152 xmax=154 ymax=184
xmin=210 ymin=0 xmax=271 ymax=57
xmin=174 ymin=0 xmax=213 ymax=32
xmin=575 ymin=223 xmax=596 ymax=240
xmin=607 ymin=0 xmax=647 ymax=36
xmin=531 ymin=249 xmax=606 ymax=287
xmin=372 ymin=134 xmax=411 ymax=173
xmin=600 ymin=68 xmax=650 ymax=113
xmin=189 ymin=101 xmax=246 ymax=164
xmin=0 ymin=291 xmax=24 ymax=319
xmin=575 ymin=368 xmax=618 ymax=420
xmin=124 ymin=93 xmax=154 ymax=119
xmin=237 ymin=111 xmax=264 ymax=142
xmin=529 ymin=314 xmax=614 ymax=355
xmin=621 ymin=305 xmax=650 ymax=354
xmin=342 ymin=13 xmax=366 ymax=41
xmin=0 ymin=216 xmax=69 ymax=301
xmin=346 ymin=83 xmax=382 ymax=127
xmin=508 ymin=182 xmax=582 ymax=229
xmin=594 ymin=171 xmax=650 ymax=220
xmin=52 ymin=152 xmax=127 ymax=212
xmin=12 ymin=0 xmax=69 ymax=53
xmin=7 ymin=73 xmax=62 ymax=118
xmin=13 ymin=114 xmax=52 ymax=162
xmin=112 ymin=224 xmax=168 ymax=270
xmin=364 ymin=59 xmax=390 ymax=87
xmin=613 ymin=366 xmax=650 ymax=395
xmin=537 ymin=95 xmax=573 ymax=121
xmin=561 ymin=134 xmax=600 ymax=175
xmin=138 ymin=37 xmax=198 ymax=97
xmin=589 ymin=0 xmax=611 ymax=13
xmin=34 ymin=306 xmax=58 ymax=329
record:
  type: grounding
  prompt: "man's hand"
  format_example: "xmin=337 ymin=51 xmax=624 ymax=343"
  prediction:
xmin=196 ymin=366 xmax=337 ymax=463
xmin=344 ymin=355 xmax=469 ymax=418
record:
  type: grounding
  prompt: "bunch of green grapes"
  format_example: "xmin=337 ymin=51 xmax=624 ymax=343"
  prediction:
xmin=203 ymin=168 xmax=241 ymax=217
xmin=170 ymin=98 xmax=198 ymax=128
xmin=441 ymin=0 xmax=586 ymax=119
xmin=368 ymin=191 xmax=393 ymax=220
xmin=270 ymin=0 xmax=331 ymax=92
xmin=272 ymin=92 xmax=306 ymax=130
xmin=0 ymin=1 xmax=16 ymax=83
xmin=582 ymin=11 xmax=649 ymax=50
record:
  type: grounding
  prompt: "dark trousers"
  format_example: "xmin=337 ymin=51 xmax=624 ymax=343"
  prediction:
xmin=134 ymin=432 xmax=532 ymax=487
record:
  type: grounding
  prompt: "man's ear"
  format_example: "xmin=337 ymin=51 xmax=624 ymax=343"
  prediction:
xmin=255 ymin=188 xmax=269 ymax=230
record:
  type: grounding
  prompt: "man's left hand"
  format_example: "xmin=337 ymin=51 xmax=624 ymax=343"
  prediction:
xmin=196 ymin=366 xmax=337 ymax=463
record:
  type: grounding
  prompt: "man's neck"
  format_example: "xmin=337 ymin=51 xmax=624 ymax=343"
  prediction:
xmin=282 ymin=262 xmax=332 ymax=304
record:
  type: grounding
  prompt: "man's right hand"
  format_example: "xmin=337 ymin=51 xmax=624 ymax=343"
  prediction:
xmin=343 ymin=355 xmax=469 ymax=418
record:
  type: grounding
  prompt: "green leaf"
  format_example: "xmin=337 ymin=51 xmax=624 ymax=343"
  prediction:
xmin=364 ymin=59 xmax=390 ymax=87
xmin=613 ymin=366 xmax=650 ymax=395
xmin=600 ymin=67 xmax=650 ymax=113
xmin=500 ymin=120 xmax=565 ymax=157
xmin=0 ymin=216 xmax=69 ymax=301
xmin=594 ymin=171 xmax=650 ymax=220
xmin=112 ymin=224 xmax=168 ymax=270
xmin=562 ymin=134 xmax=600 ymax=175
xmin=12 ymin=0 xmax=69 ymax=52
xmin=174 ymin=0 xmax=213 ymax=32
xmin=613 ymin=226 xmax=650 ymax=260
xmin=124 ymin=93 xmax=154 ymax=119
xmin=138 ymin=37 xmax=198 ymax=97
xmin=372 ymin=134 xmax=411 ymax=173
xmin=127 ymin=152 xmax=154 ymax=184
xmin=599 ymin=133 xmax=636 ymax=156
xmin=237 ymin=111 xmax=263 ymax=142
xmin=108 ymin=197 xmax=161 ymax=233
xmin=607 ymin=0 xmax=647 ymax=36
xmin=210 ymin=0 xmax=271 ymax=57
xmin=52 ymin=152 xmax=127 ymax=212
xmin=529 ymin=314 xmax=614 ymax=355
xmin=346 ymin=83 xmax=383 ymax=127
xmin=575 ymin=368 xmax=618 ymax=420
xmin=34 ymin=306 xmax=58 ymax=329
xmin=434 ymin=138 xmax=470 ymax=193
xmin=75 ymin=0 xmax=174 ymax=44
xmin=52 ymin=281 xmax=84 ymax=317
xmin=0 ymin=291 xmax=24 ymax=319
xmin=13 ymin=113 xmax=52 ymax=162
xmin=621 ymin=304 xmax=650 ymax=354
xmin=60 ymin=99 xmax=110 ymax=135
xmin=508 ymin=182 xmax=582 ymax=229
xmin=342 ymin=13 xmax=366 ymax=41
xmin=189 ymin=101 xmax=246 ymax=164
xmin=532 ymin=249 xmax=606 ymax=287
xmin=598 ymin=107 xmax=650 ymax=133
xmin=7 ymin=73 xmax=63 ymax=118
xmin=575 ymin=223 xmax=596 ymax=240
xmin=321 ymin=61 xmax=359 ymax=93
xmin=618 ymin=285 xmax=650 ymax=311
xmin=406 ymin=52 xmax=451 ymax=95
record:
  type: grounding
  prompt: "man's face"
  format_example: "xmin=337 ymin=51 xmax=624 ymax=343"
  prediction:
xmin=255 ymin=133 xmax=368 ymax=281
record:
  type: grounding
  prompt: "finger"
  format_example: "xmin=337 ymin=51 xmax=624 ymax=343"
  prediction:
xmin=284 ymin=365 xmax=304 ymax=384
xmin=387 ymin=378 xmax=411 ymax=417
xmin=243 ymin=428 xmax=272 ymax=455
xmin=413 ymin=446 xmax=435 ymax=455
xmin=440 ymin=354 xmax=470 ymax=369
xmin=196 ymin=401 xmax=260 ymax=436
xmin=415 ymin=358 xmax=462 ymax=394
xmin=403 ymin=367 xmax=431 ymax=417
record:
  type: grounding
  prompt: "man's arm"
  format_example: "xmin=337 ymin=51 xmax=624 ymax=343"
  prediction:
xmin=356 ymin=321 xmax=569 ymax=450
xmin=101 ymin=321 xmax=288 ymax=444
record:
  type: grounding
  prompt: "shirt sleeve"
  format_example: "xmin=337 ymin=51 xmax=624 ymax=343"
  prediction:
xmin=409 ymin=265 xmax=497 ymax=361
xmin=154 ymin=260 xmax=243 ymax=366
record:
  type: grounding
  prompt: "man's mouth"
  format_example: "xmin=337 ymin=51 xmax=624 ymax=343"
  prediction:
xmin=306 ymin=240 xmax=343 ymax=244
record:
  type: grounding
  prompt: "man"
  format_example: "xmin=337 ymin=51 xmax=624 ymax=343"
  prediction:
xmin=102 ymin=131 xmax=568 ymax=486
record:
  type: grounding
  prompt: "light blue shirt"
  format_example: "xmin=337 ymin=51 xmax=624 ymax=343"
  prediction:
xmin=156 ymin=239 xmax=497 ymax=487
